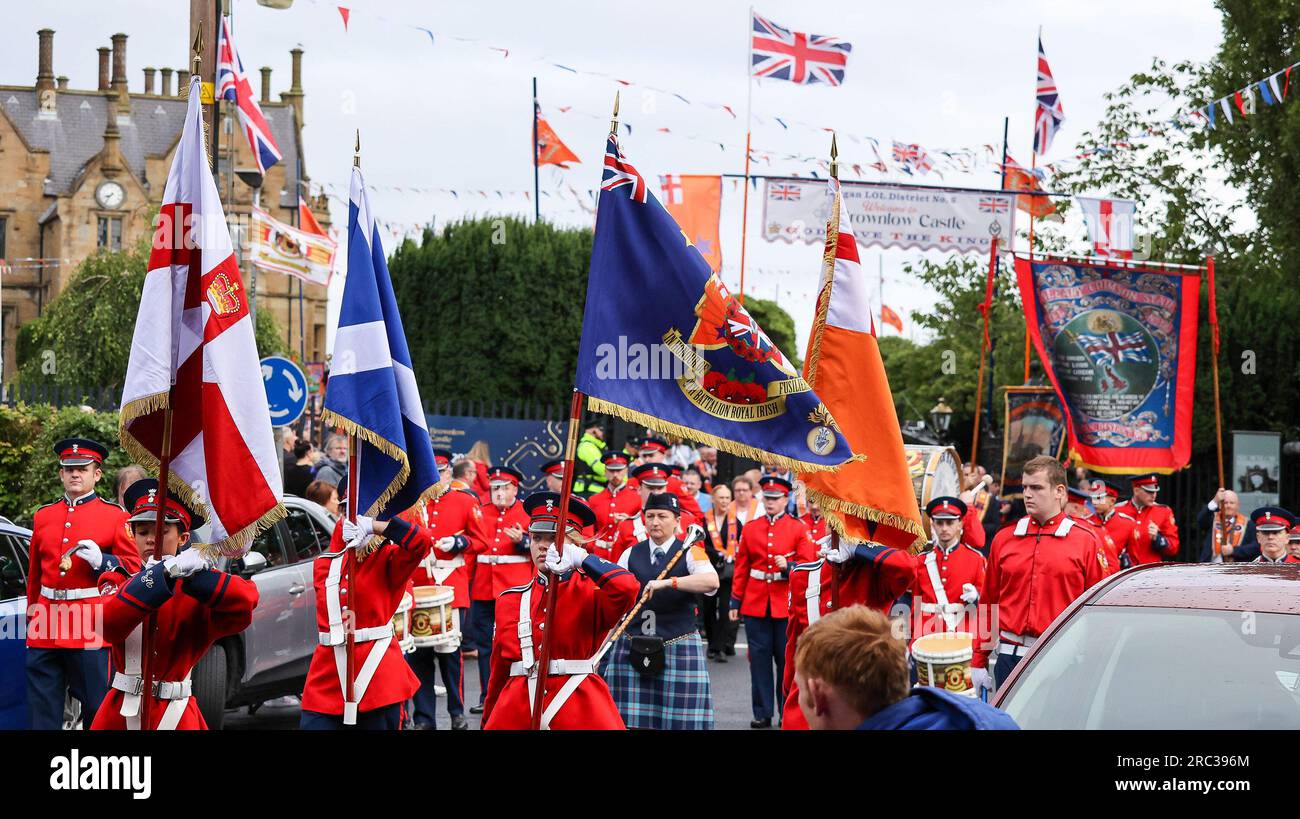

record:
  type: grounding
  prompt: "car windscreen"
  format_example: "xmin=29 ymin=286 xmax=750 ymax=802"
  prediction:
xmin=998 ymin=605 xmax=1300 ymax=729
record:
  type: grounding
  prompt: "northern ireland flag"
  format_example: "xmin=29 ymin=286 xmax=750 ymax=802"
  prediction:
xmin=798 ymin=178 xmax=925 ymax=552
xmin=1077 ymin=196 xmax=1135 ymax=259
xmin=120 ymin=75 xmax=285 ymax=557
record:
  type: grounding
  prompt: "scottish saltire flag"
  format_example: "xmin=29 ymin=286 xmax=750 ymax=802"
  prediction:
xmin=322 ymin=165 xmax=439 ymax=520
xmin=1032 ymin=33 xmax=1065 ymax=156
xmin=576 ymin=135 xmax=855 ymax=473
xmin=217 ymin=16 xmax=282 ymax=175
xmin=751 ymin=11 xmax=852 ymax=86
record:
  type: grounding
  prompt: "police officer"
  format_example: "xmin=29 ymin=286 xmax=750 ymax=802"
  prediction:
xmin=728 ymin=475 xmax=817 ymax=728
xmin=972 ymin=456 xmax=1109 ymax=694
xmin=26 ymin=438 xmax=142 ymax=729
xmin=572 ymin=422 xmax=608 ymax=497
xmin=1248 ymin=507 xmax=1299 ymax=563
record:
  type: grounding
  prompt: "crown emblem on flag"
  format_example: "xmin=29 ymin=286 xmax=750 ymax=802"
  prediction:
xmin=207 ymin=272 xmax=243 ymax=316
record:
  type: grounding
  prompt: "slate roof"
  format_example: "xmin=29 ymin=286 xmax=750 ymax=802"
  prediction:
xmin=0 ymin=87 xmax=299 ymax=204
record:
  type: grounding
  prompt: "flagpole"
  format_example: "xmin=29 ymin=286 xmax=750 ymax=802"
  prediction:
xmin=341 ymin=130 xmax=361 ymax=726
xmin=533 ymin=77 xmax=541 ymax=223
xmin=970 ymin=235 xmax=997 ymax=467
xmin=1025 ymin=151 xmax=1036 ymax=384
xmin=825 ymin=133 xmax=839 ymax=612
xmin=738 ymin=7 xmax=754 ymax=304
xmin=1208 ymin=255 xmax=1228 ymax=559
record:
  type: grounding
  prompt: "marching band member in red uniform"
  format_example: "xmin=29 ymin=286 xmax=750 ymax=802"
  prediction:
xmin=910 ymin=496 xmax=988 ymax=641
xmin=1066 ymin=487 xmax=1119 ymax=576
xmin=972 ymin=457 xmax=1109 ymax=695
xmin=301 ymin=477 xmax=436 ymax=729
xmin=624 ymin=437 xmax=703 ymax=519
xmin=1113 ymin=473 xmax=1179 ymax=564
xmin=92 ymin=479 xmax=258 ymax=731
xmin=482 ymin=492 xmax=639 ymax=729
xmin=780 ymin=525 xmax=915 ymax=730
xmin=611 ymin=463 xmax=699 ymax=561
xmin=464 ymin=465 xmax=530 ymax=714
xmin=1097 ymin=480 xmax=1138 ymax=568
xmin=542 ymin=459 xmax=597 ymax=541
xmin=586 ymin=451 xmax=641 ymax=560
xmin=729 ymin=476 xmax=818 ymax=729
xmin=800 ymin=494 xmax=829 ymax=543
xmin=26 ymin=437 xmax=142 ymax=730
xmin=406 ymin=451 xmax=479 ymax=730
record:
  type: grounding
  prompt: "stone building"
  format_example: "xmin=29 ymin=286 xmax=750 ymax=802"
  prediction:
xmin=0 ymin=28 xmax=331 ymax=382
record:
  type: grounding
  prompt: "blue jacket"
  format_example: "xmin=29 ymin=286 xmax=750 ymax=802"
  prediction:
xmin=857 ymin=687 xmax=1019 ymax=730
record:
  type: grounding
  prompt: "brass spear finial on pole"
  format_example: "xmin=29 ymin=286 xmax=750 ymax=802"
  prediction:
xmin=610 ymin=91 xmax=620 ymax=136
xmin=354 ymin=129 xmax=361 ymax=168
xmin=192 ymin=21 xmax=210 ymax=163
xmin=192 ymin=21 xmax=203 ymax=74
xmin=830 ymin=132 xmax=839 ymax=180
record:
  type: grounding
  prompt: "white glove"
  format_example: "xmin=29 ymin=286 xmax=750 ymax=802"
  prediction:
xmin=434 ymin=536 xmax=457 ymax=553
xmin=73 ymin=539 xmax=103 ymax=570
xmin=544 ymin=542 xmax=588 ymax=574
xmin=970 ymin=666 xmax=992 ymax=695
xmin=819 ymin=537 xmax=856 ymax=564
xmin=341 ymin=515 xmax=376 ymax=550
xmin=960 ymin=583 xmax=979 ymax=605
xmin=164 ymin=548 xmax=211 ymax=578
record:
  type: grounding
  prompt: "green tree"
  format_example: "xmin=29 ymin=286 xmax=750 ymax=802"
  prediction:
xmin=15 ymin=238 xmax=286 ymax=389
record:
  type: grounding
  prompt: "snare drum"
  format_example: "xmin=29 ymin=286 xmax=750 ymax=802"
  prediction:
xmin=912 ymin=631 xmax=975 ymax=696
xmin=411 ymin=585 xmax=460 ymax=653
xmin=392 ymin=591 xmax=414 ymax=654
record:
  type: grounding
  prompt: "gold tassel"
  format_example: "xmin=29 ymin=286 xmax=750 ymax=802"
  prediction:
xmin=807 ymin=486 xmax=928 ymax=554
xmin=803 ymin=190 xmax=840 ymax=386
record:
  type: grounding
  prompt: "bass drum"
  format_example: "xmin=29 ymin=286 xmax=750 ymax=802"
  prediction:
xmin=904 ymin=446 xmax=966 ymax=537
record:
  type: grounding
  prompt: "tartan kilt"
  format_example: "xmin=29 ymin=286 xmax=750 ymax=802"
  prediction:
xmin=599 ymin=632 xmax=715 ymax=730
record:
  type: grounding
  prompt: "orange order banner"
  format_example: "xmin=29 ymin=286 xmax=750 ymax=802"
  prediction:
xmin=657 ymin=174 xmax=723 ymax=272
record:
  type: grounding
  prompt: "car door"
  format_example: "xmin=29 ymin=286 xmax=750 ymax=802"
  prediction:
xmin=281 ymin=502 xmax=329 ymax=665
xmin=240 ymin=520 xmax=303 ymax=683
xmin=0 ymin=529 xmax=31 ymax=728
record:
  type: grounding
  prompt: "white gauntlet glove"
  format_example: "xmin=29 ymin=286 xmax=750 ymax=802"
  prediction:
xmin=342 ymin=515 xmax=376 ymax=550
xmin=544 ymin=542 xmax=588 ymax=574
xmin=960 ymin=583 xmax=980 ymax=605
xmin=164 ymin=547 xmax=211 ymax=578
xmin=434 ymin=536 xmax=457 ymax=553
xmin=73 ymin=539 xmax=104 ymax=570
xmin=970 ymin=666 xmax=993 ymax=696
xmin=819 ymin=537 xmax=856 ymax=564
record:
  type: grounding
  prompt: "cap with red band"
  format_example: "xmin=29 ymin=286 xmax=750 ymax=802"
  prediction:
xmin=122 ymin=478 xmax=205 ymax=533
xmin=631 ymin=463 xmax=670 ymax=487
xmin=759 ymin=475 xmax=793 ymax=497
xmin=602 ymin=452 xmax=631 ymax=470
xmin=488 ymin=466 xmax=524 ymax=487
xmin=523 ymin=491 xmax=597 ymax=535
xmin=53 ymin=437 xmax=108 ymax=467
xmin=925 ymin=495 xmax=966 ymax=520
xmin=638 ymin=436 xmax=669 ymax=455
xmin=1131 ymin=473 xmax=1161 ymax=492
xmin=541 ymin=459 xmax=565 ymax=478
xmin=433 ymin=449 xmax=453 ymax=468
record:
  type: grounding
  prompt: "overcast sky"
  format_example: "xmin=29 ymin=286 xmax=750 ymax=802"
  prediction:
xmin=4 ymin=0 xmax=1224 ymax=355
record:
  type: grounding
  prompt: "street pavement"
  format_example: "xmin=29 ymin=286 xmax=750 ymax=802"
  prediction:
xmin=225 ymin=624 xmax=776 ymax=730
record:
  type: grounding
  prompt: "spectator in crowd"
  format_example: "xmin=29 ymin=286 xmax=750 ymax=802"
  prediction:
xmin=284 ymin=441 xmax=318 ymax=498
xmin=1197 ymin=488 xmax=1254 ymax=563
xmin=282 ymin=427 xmax=299 ymax=476
xmin=313 ymin=435 xmax=349 ymax=487
xmin=702 ymin=481 xmax=742 ymax=660
xmin=665 ymin=435 xmax=695 ymax=470
xmin=692 ymin=445 xmax=719 ymax=491
xmin=794 ymin=605 xmax=1018 ymax=730
xmin=731 ymin=476 xmax=759 ymax=525
xmin=305 ymin=480 xmax=339 ymax=519
xmin=114 ymin=464 xmax=148 ymax=508
xmin=683 ymin=468 xmax=711 ymax=513
xmin=467 ymin=440 xmax=493 ymax=502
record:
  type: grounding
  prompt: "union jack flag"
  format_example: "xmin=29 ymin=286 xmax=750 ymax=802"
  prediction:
xmin=217 ymin=16 xmax=282 ymax=175
xmin=1033 ymin=33 xmax=1066 ymax=156
xmin=1076 ymin=331 xmax=1151 ymax=368
xmin=601 ymin=136 xmax=647 ymax=203
xmin=891 ymin=141 xmax=932 ymax=175
xmin=979 ymin=196 xmax=1010 ymax=213
xmin=750 ymin=12 xmax=852 ymax=86
xmin=769 ymin=183 xmax=801 ymax=200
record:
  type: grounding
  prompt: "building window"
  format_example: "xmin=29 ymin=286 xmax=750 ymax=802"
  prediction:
xmin=97 ymin=216 xmax=122 ymax=251
xmin=0 ymin=216 xmax=7 ymax=259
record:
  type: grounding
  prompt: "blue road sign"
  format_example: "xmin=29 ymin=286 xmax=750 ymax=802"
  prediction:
xmin=261 ymin=356 xmax=308 ymax=427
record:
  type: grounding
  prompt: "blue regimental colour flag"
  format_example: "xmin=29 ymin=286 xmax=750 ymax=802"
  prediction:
xmin=576 ymin=135 xmax=855 ymax=472
xmin=323 ymin=165 xmax=440 ymax=520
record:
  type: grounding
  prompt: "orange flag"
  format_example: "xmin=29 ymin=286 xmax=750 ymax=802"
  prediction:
xmin=1002 ymin=154 xmax=1056 ymax=218
xmin=658 ymin=174 xmax=722 ymax=272
xmin=799 ymin=178 xmax=925 ymax=552
xmin=299 ymin=196 xmax=327 ymax=236
xmin=880 ymin=304 xmax=903 ymax=334
xmin=536 ymin=112 xmax=580 ymax=168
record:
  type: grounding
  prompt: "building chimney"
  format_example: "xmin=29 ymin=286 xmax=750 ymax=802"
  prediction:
xmin=143 ymin=67 xmax=155 ymax=95
xmin=36 ymin=29 xmax=56 ymax=96
xmin=178 ymin=69 xmax=191 ymax=95
xmin=281 ymin=47 xmax=305 ymax=129
xmin=160 ymin=67 xmax=173 ymax=97
xmin=56 ymin=76 xmax=68 ymax=90
xmin=101 ymin=113 xmax=122 ymax=178
xmin=260 ymin=66 xmax=272 ymax=105
xmin=110 ymin=33 xmax=129 ymax=112
xmin=97 ymin=46 xmax=111 ymax=91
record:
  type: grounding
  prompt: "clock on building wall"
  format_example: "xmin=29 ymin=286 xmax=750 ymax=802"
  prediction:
xmin=95 ymin=180 xmax=125 ymax=210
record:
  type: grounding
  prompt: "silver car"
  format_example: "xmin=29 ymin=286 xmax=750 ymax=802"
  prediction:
xmin=190 ymin=495 xmax=336 ymax=729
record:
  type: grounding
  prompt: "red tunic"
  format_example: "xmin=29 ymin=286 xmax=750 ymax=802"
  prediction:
xmin=26 ymin=493 xmax=142 ymax=649
xmin=467 ymin=500 xmax=531 ymax=601
xmin=973 ymin=513 xmax=1109 ymax=669
xmin=1102 ymin=509 xmax=1138 ymax=563
xmin=1113 ymin=500 xmax=1179 ymax=564
xmin=301 ymin=517 xmax=432 ymax=716
xmin=482 ymin=557 xmax=639 ymax=729
xmin=587 ymin=484 xmax=642 ymax=545
xmin=412 ymin=484 xmax=481 ymax=608
xmin=626 ymin=474 xmax=703 ymax=519
xmin=962 ymin=504 xmax=987 ymax=551
xmin=910 ymin=542 xmax=988 ymax=640
xmin=610 ymin=510 xmax=698 ymax=563
xmin=92 ymin=559 xmax=258 ymax=730
xmin=800 ymin=514 xmax=829 ymax=543
xmin=730 ymin=512 xmax=818 ymax=619
xmin=1079 ymin=515 xmax=1120 ymax=576
xmin=781 ymin=545 xmax=915 ymax=730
